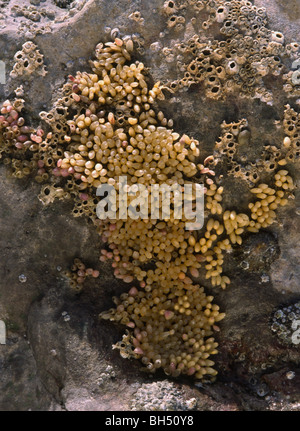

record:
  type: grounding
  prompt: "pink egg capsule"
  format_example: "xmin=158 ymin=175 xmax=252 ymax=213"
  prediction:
xmin=123 ymin=275 xmax=134 ymax=283
xmin=10 ymin=110 xmax=19 ymax=120
xmin=170 ymin=362 xmax=176 ymax=373
xmin=136 ymin=333 xmax=142 ymax=342
xmin=129 ymin=287 xmax=138 ymax=296
xmin=52 ymin=167 xmax=61 ymax=176
xmin=79 ymin=192 xmax=89 ymax=200
xmin=30 ymin=134 xmax=42 ymax=143
xmin=72 ymin=93 xmax=81 ymax=102
xmin=36 ymin=128 xmax=44 ymax=137
xmin=17 ymin=134 xmax=29 ymax=143
xmin=164 ymin=310 xmax=174 ymax=320
xmin=200 ymin=167 xmax=210 ymax=174
xmin=132 ymin=338 xmax=140 ymax=347
xmin=37 ymin=160 xmax=44 ymax=168
xmin=126 ymin=322 xmax=135 ymax=328
xmin=204 ymin=155 xmax=214 ymax=165
xmin=61 ymin=169 xmax=70 ymax=177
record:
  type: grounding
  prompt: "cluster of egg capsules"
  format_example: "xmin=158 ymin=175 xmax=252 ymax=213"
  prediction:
xmin=248 ymin=172 xmax=293 ymax=233
xmin=62 ymin=37 xmax=228 ymax=379
xmin=62 ymin=258 xmax=100 ymax=292
xmin=0 ymin=36 xmax=296 ymax=380
xmin=0 ymin=98 xmax=51 ymax=181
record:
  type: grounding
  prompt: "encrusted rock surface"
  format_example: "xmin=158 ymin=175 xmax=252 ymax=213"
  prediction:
xmin=0 ymin=0 xmax=299 ymax=411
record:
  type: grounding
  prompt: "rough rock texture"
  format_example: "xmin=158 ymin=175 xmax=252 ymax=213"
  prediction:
xmin=0 ymin=0 xmax=299 ymax=411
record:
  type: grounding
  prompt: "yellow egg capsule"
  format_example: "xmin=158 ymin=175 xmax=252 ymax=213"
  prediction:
xmin=250 ymin=187 xmax=262 ymax=194
xmin=188 ymin=236 xmax=196 ymax=247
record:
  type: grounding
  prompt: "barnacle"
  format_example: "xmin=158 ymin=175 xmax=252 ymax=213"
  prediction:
xmin=10 ymin=41 xmax=47 ymax=78
xmin=270 ymin=302 xmax=300 ymax=345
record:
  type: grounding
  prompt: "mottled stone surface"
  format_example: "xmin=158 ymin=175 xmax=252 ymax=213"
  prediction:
xmin=0 ymin=0 xmax=299 ymax=411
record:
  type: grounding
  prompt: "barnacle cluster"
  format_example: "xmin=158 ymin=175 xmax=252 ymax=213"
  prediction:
xmin=0 ymin=18 xmax=298 ymax=380
xmin=283 ymin=60 xmax=300 ymax=99
xmin=11 ymin=4 xmax=43 ymax=22
xmin=162 ymin=0 xmax=299 ymax=103
xmin=62 ymin=258 xmax=100 ymax=292
xmin=213 ymin=106 xmax=300 ymax=186
xmin=130 ymin=380 xmax=197 ymax=411
xmin=129 ymin=11 xmax=145 ymax=26
xmin=270 ymin=302 xmax=300 ymax=346
xmin=38 ymin=183 xmax=70 ymax=204
xmin=16 ymin=21 xmax=53 ymax=39
xmin=0 ymin=98 xmax=49 ymax=180
xmin=9 ymin=0 xmax=77 ymax=33
xmin=10 ymin=41 xmax=47 ymax=78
